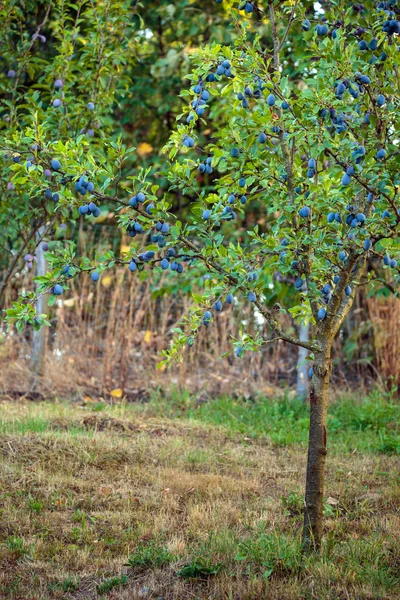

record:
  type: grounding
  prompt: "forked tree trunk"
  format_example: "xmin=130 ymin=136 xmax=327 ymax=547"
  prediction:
xmin=302 ymin=343 xmax=332 ymax=552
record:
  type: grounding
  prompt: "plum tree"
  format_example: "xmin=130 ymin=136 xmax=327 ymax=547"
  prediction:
xmin=156 ymin=0 xmax=400 ymax=551
xmin=2 ymin=0 xmax=400 ymax=554
xmin=0 ymin=0 xmax=139 ymax=313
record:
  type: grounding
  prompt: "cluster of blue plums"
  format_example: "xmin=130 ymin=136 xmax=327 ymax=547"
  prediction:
xmin=78 ymin=202 xmax=100 ymax=217
xmin=333 ymin=74 xmax=371 ymax=101
xmin=238 ymin=2 xmax=254 ymax=13
xmin=316 ymin=280 xmax=351 ymax=321
xmin=75 ymin=176 xmax=95 ymax=195
xmin=378 ymin=0 xmax=400 ymax=35
xmin=357 ymin=37 xmax=387 ymax=63
xmin=383 ymin=255 xmax=398 ymax=269
xmin=198 ymin=157 xmax=213 ymax=174
xmin=190 ymin=80 xmax=210 ymax=118
xmin=182 ymin=134 xmax=195 ymax=147
xmin=302 ymin=19 xmax=329 ymax=36
xmin=202 ymin=200 xmax=242 ymax=221
xmin=161 ymin=248 xmax=180 ymax=271
xmin=24 ymin=253 xmax=36 ymax=270
xmin=236 ymin=81 xmax=263 ymax=108
xmin=201 ymin=292 xmax=234 ymax=326
xmin=212 ymin=59 xmax=233 ymax=80
xmin=227 ymin=192 xmax=247 ymax=206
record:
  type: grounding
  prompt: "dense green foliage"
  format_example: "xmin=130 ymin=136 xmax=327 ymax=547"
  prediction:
xmin=0 ymin=0 xmax=138 ymax=320
xmin=1 ymin=0 xmax=398 ymax=363
xmin=0 ymin=0 xmax=233 ymax=320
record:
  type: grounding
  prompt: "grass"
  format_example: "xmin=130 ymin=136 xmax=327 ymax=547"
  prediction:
xmin=0 ymin=392 xmax=399 ymax=599
xmin=137 ymin=386 xmax=400 ymax=455
xmin=96 ymin=575 xmax=127 ymax=595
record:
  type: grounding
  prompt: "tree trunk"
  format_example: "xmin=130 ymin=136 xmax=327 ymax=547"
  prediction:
xmin=31 ymin=228 xmax=47 ymax=386
xmin=302 ymin=344 xmax=331 ymax=552
xmin=297 ymin=322 xmax=310 ymax=400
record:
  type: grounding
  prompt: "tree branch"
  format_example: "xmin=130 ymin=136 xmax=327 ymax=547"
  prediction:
xmin=278 ymin=0 xmax=300 ymax=51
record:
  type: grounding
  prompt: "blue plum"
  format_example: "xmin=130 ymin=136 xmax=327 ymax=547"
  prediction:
xmin=316 ymin=24 xmax=328 ymax=36
xmin=258 ymin=132 xmax=267 ymax=143
xmin=299 ymin=207 xmax=310 ymax=218
xmin=363 ymin=239 xmax=372 ymax=250
xmin=341 ymin=173 xmax=351 ymax=185
xmin=202 ymin=310 xmax=212 ymax=326
xmin=294 ymin=278 xmax=304 ymax=289
xmin=51 ymin=159 xmax=61 ymax=171
xmin=327 ymin=212 xmax=335 ymax=223
xmin=146 ymin=203 xmax=155 ymax=215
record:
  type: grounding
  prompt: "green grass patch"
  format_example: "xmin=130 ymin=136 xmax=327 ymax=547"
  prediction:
xmin=97 ymin=575 xmax=127 ymax=595
xmin=125 ymin=538 xmax=175 ymax=570
xmin=177 ymin=558 xmax=222 ymax=579
xmin=144 ymin=388 xmax=400 ymax=454
xmin=0 ymin=416 xmax=51 ymax=435
xmin=1 ymin=389 xmax=398 ymax=455
xmin=48 ymin=576 xmax=80 ymax=594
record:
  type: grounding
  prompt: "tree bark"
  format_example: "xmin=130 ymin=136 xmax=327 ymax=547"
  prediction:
xmin=302 ymin=343 xmax=331 ymax=552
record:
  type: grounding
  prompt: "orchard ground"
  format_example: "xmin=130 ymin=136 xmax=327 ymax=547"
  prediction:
xmin=0 ymin=391 xmax=399 ymax=600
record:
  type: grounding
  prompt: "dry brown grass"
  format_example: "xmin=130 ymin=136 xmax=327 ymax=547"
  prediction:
xmin=367 ymin=295 xmax=400 ymax=388
xmin=0 ymin=400 xmax=399 ymax=600
xmin=2 ymin=256 xmax=383 ymax=403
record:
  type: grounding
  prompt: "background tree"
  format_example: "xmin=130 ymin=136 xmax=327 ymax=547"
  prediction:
xmin=0 ymin=0 xmax=140 ymax=311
